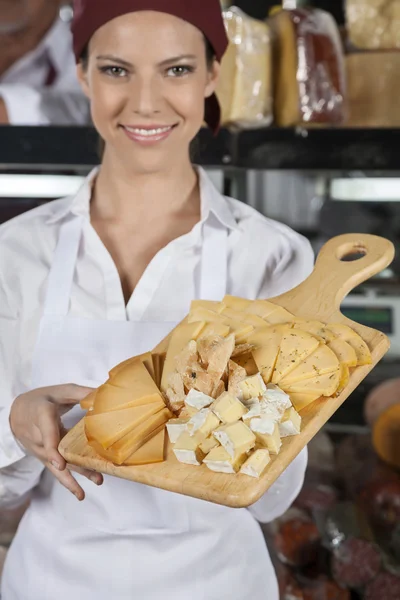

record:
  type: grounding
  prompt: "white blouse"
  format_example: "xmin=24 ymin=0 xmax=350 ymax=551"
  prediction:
xmin=0 ymin=166 xmax=314 ymax=518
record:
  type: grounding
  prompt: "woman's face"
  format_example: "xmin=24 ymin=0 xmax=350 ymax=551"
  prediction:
xmin=77 ymin=11 xmax=219 ymax=174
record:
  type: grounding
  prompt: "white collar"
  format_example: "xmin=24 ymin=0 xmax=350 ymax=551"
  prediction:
xmin=47 ymin=166 xmax=239 ymax=232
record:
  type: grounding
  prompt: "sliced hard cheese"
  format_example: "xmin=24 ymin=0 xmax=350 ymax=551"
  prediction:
xmin=203 ymin=446 xmax=247 ymax=474
xmin=93 ymin=378 xmax=164 ymax=414
xmin=105 ymin=408 xmax=172 ymax=465
xmin=289 ymin=392 xmax=321 ymax=412
xmin=281 ymin=370 xmax=340 ymax=397
xmin=221 ymin=294 xmax=251 ymax=311
xmin=166 ymin=418 xmax=189 ymax=444
xmin=249 ymin=325 xmax=290 ymax=383
xmin=245 ymin=299 xmax=281 ymax=319
xmin=327 ymin=323 xmax=372 ymax=365
xmin=190 ymin=300 xmax=222 ymax=313
xmin=213 ymin=421 xmax=256 ymax=458
xmin=265 ymin=306 xmax=299 ymax=324
xmin=279 ymin=344 xmax=339 ymax=384
xmin=188 ymin=307 xmax=253 ymax=340
xmin=327 ymin=339 xmax=357 ymax=368
xmin=272 ymin=330 xmax=320 ymax=383
xmin=109 ymin=352 xmax=155 ymax=383
xmin=124 ymin=428 xmax=165 ymax=466
xmin=293 ymin=321 xmax=335 ymax=343
xmin=220 ymin=306 xmax=267 ymax=328
xmin=173 ymin=431 xmax=205 ymax=465
xmin=160 ymin=321 xmax=205 ymax=392
xmin=240 ymin=449 xmax=271 ymax=478
xmin=85 ymin=401 xmax=165 ymax=449
xmin=198 ymin=322 xmax=230 ymax=339
xmin=338 ymin=363 xmax=350 ymax=393
xmin=80 ymin=390 xmax=96 ymax=411
xmin=211 ymin=391 xmax=248 ymax=424
xmin=279 ymin=407 xmax=301 ymax=437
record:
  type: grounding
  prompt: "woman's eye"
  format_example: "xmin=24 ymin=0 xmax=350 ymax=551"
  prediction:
xmin=167 ymin=65 xmax=194 ymax=77
xmin=100 ymin=66 xmax=127 ymax=78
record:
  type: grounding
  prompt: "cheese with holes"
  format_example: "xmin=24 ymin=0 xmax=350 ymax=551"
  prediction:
xmin=250 ymin=418 xmax=282 ymax=454
xmin=279 ymin=344 xmax=339 ymax=384
xmin=199 ymin=435 xmax=219 ymax=454
xmin=272 ymin=330 xmax=320 ymax=383
xmin=161 ymin=321 xmax=205 ymax=392
xmin=213 ymin=421 xmax=256 ymax=458
xmin=166 ymin=418 xmax=189 ymax=443
xmin=282 ymin=370 xmax=340 ymax=396
xmin=124 ymin=429 xmax=165 ymax=466
xmin=85 ymin=401 xmax=165 ymax=449
xmin=279 ymin=407 xmax=302 ymax=437
xmin=203 ymin=446 xmax=248 ymax=474
xmin=240 ymin=449 xmax=271 ymax=478
xmin=327 ymin=338 xmax=357 ymax=368
xmin=211 ymin=391 xmax=248 ymax=424
xmin=173 ymin=431 xmax=205 ymax=465
xmin=187 ymin=408 xmax=220 ymax=439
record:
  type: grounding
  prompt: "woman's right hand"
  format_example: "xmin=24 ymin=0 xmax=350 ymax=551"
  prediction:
xmin=9 ymin=384 xmax=104 ymax=501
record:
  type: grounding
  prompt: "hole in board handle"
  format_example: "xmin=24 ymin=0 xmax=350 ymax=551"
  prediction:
xmin=336 ymin=243 xmax=367 ymax=262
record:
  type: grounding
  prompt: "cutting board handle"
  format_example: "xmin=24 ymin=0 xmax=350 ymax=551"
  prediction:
xmin=271 ymin=234 xmax=395 ymax=321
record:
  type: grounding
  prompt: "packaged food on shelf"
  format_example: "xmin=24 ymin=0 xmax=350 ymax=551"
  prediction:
xmin=346 ymin=0 xmax=400 ymax=50
xmin=268 ymin=7 xmax=346 ymax=127
xmin=216 ymin=7 xmax=273 ymax=127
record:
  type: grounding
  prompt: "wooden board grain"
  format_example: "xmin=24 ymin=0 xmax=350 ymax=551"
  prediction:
xmin=59 ymin=234 xmax=395 ymax=508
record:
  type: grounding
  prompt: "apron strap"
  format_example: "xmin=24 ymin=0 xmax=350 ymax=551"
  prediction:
xmin=43 ymin=216 xmax=84 ymax=317
xmin=200 ymin=216 xmax=228 ymax=301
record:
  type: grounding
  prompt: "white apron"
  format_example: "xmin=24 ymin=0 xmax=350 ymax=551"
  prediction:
xmin=2 ymin=215 xmax=277 ymax=600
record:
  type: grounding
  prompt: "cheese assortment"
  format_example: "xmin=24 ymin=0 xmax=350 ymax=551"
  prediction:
xmin=81 ymin=294 xmax=371 ymax=480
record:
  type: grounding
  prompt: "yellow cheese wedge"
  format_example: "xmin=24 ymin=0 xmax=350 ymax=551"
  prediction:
xmin=160 ymin=321 xmax=205 ymax=392
xmin=220 ymin=306 xmax=267 ymax=329
xmin=289 ymin=392 xmax=321 ymax=412
xmin=281 ymin=370 xmax=341 ymax=397
xmin=327 ymin=323 xmax=372 ymax=365
xmin=272 ymin=330 xmax=320 ymax=383
xmin=248 ymin=325 xmax=289 ymax=384
xmin=265 ymin=306 xmax=299 ymax=324
xmin=245 ymin=299 xmax=281 ymax=319
xmin=80 ymin=390 xmax=97 ymax=411
xmin=190 ymin=300 xmax=223 ymax=313
xmin=92 ymin=380 xmax=164 ymax=415
xmin=188 ymin=307 xmax=254 ymax=340
xmin=124 ymin=428 xmax=166 ymax=466
xmin=337 ymin=363 xmax=350 ymax=393
xmin=327 ymin=338 xmax=357 ymax=368
xmin=104 ymin=408 xmax=172 ymax=465
xmin=279 ymin=344 xmax=340 ymax=384
xmin=85 ymin=401 xmax=165 ymax=450
xmin=109 ymin=352 xmax=155 ymax=383
xmin=198 ymin=322 xmax=230 ymax=339
xmin=293 ymin=321 xmax=335 ymax=343
xmin=221 ymin=294 xmax=251 ymax=311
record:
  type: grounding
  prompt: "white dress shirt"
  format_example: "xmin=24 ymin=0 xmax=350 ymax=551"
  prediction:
xmin=0 ymin=166 xmax=314 ymax=515
xmin=0 ymin=16 xmax=90 ymax=125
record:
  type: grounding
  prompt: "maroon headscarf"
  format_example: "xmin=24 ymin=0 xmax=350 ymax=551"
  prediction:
xmin=71 ymin=0 xmax=228 ymax=133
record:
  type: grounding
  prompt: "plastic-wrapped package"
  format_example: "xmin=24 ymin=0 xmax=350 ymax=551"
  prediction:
xmin=269 ymin=8 xmax=346 ymax=126
xmin=345 ymin=53 xmax=400 ymax=127
xmin=216 ymin=7 xmax=273 ymax=127
xmin=346 ymin=0 xmax=400 ymax=50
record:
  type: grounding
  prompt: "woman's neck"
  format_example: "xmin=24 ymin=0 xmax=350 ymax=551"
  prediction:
xmin=91 ymin=150 xmax=201 ymax=226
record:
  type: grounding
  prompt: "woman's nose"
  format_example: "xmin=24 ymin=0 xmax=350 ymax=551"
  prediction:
xmin=129 ymin=76 xmax=161 ymax=116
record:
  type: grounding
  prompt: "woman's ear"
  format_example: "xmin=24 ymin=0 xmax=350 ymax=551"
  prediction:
xmin=76 ymin=62 xmax=91 ymax=99
xmin=204 ymin=60 xmax=220 ymax=99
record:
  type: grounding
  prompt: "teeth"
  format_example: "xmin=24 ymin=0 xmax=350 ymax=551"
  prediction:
xmin=125 ymin=126 xmax=172 ymax=136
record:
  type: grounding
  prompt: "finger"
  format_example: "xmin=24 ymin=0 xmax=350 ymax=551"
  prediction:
xmin=37 ymin=407 xmax=67 ymax=471
xmin=52 ymin=384 xmax=96 ymax=405
xmin=47 ymin=461 xmax=86 ymax=501
xmin=68 ymin=464 xmax=104 ymax=486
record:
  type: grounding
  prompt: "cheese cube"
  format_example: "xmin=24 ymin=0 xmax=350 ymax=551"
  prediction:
xmin=239 ymin=373 xmax=267 ymax=400
xmin=279 ymin=407 xmax=301 ymax=437
xmin=213 ymin=421 xmax=256 ymax=458
xmin=199 ymin=436 xmax=220 ymax=455
xmin=240 ymin=449 xmax=271 ymax=478
xmin=187 ymin=408 xmax=220 ymax=440
xmin=250 ymin=417 xmax=282 ymax=454
xmin=260 ymin=385 xmax=292 ymax=420
xmin=203 ymin=446 xmax=248 ymax=474
xmin=173 ymin=431 xmax=205 ymax=466
xmin=166 ymin=418 xmax=189 ymax=444
xmin=211 ymin=392 xmax=248 ymax=424
xmin=185 ymin=389 xmax=214 ymax=410
xmin=242 ymin=398 xmax=262 ymax=420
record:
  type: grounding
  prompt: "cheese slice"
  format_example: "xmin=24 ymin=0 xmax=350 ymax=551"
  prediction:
xmin=248 ymin=325 xmax=290 ymax=383
xmin=338 ymin=363 xmax=350 ymax=393
xmin=289 ymin=392 xmax=321 ymax=412
xmin=104 ymin=408 xmax=172 ymax=465
xmin=85 ymin=401 xmax=165 ymax=450
xmin=109 ymin=352 xmax=155 ymax=382
xmin=327 ymin=338 xmax=358 ymax=368
xmin=279 ymin=407 xmax=301 ymax=437
xmin=220 ymin=307 xmax=267 ymax=329
xmin=279 ymin=345 xmax=340 ymax=384
xmin=188 ymin=307 xmax=254 ymax=340
xmin=160 ymin=321 xmax=205 ymax=392
xmin=211 ymin=391 xmax=248 ymax=424
xmin=80 ymin=390 xmax=96 ymax=411
xmin=272 ymin=330 xmax=320 ymax=383
xmin=281 ymin=370 xmax=341 ymax=397
xmin=203 ymin=446 xmax=248 ymax=474
xmin=221 ymin=294 xmax=251 ymax=311
xmin=190 ymin=300 xmax=222 ymax=313
xmin=166 ymin=418 xmax=189 ymax=444
xmin=93 ymin=379 xmax=164 ymax=415
xmin=265 ymin=306 xmax=298 ymax=324
xmin=124 ymin=428 xmax=165 ymax=466
xmin=213 ymin=421 xmax=256 ymax=458
xmin=198 ymin=322 xmax=230 ymax=339
xmin=240 ymin=449 xmax=271 ymax=478
xmin=293 ymin=321 xmax=335 ymax=343
xmin=173 ymin=430 xmax=205 ymax=465
xmin=327 ymin=323 xmax=372 ymax=365
xmin=245 ymin=299 xmax=281 ymax=319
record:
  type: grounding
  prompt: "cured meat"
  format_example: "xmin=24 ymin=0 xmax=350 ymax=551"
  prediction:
xmin=365 ymin=572 xmax=400 ymax=600
xmin=274 ymin=516 xmax=321 ymax=567
xmin=331 ymin=537 xmax=381 ymax=588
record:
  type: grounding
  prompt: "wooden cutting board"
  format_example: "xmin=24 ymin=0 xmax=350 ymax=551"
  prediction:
xmin=59 ymin=233 xmax=395 ymax=508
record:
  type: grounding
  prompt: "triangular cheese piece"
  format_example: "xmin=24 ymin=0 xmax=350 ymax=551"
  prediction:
xmin=289 ymin=391 xmax=321 ymax=412
xmin=245 ymin=299 xmax=281 ymax=319
xmin=190 ymin=300 xmax=223 ymax=313
xmin=327 ymin=338 xmax=357 ymax=368
xmin=124 ymin=428 xmax=166 ymax=466
xmin=92 ymin=381 xmax=164 ymax=415
xmin=248 ymin=325 xmax=290 ymax=383
xmin=293 ymin=321 xmax=335 ymax=343
xmin=160 ymin=321 xmax=206 ymax=392
xmin=232 ymin=352 xmax=259 ymax=376
xmin=327 ymin=323 xmax=372 ymax=366
xmin=337 ymin=363 xmax=350 ymax=393
xmin=108 ymin=358 xmax=159 ymax=393
xmin=272 ymin=330 xmax=320 ymax=383
xmin=279 ymin=345 xmax=339 ymax=384
xmin=265 ymin=306 xmax=299 ymax=325
xmin=198 ymin=322 xmax=230 ymax=339
xmin=85 ymin=401 xmax=165 ymax=449
xmin=221 ymin=295 xmax=251 ymax=311
xmin=280 ymin=370 xmax=340 ymax=397
xmin=80 ymin=390 xmax=97 ymax=411
xmin=109 ymin=352 xmax=155 ymax=382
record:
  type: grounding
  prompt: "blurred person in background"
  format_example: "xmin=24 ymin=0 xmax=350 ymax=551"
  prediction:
xmin=0 ymin=0 xmax=90 ymax=125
